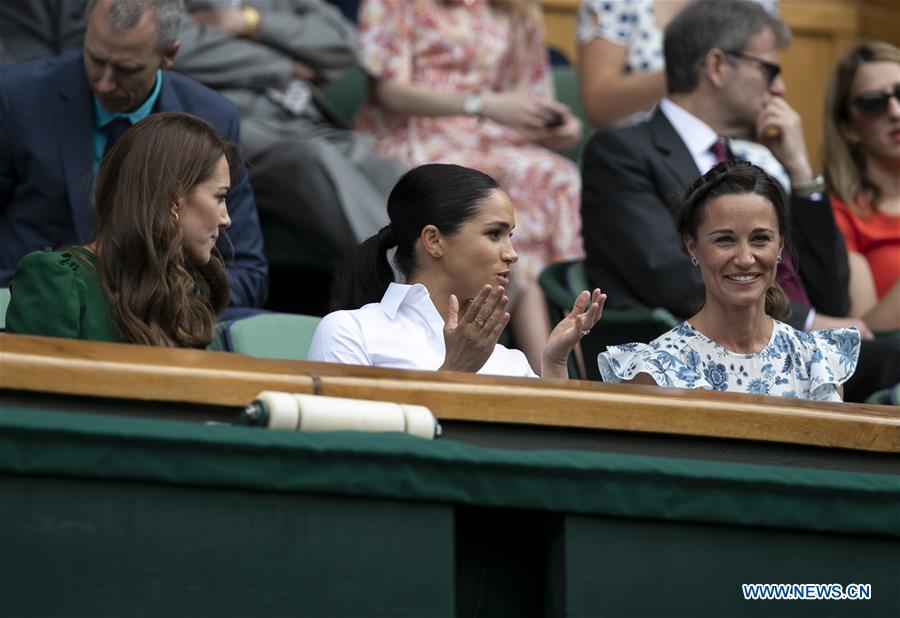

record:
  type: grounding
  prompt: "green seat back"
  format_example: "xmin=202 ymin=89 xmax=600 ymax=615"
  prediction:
xmin=551 ymin=65 xmax=589 ymax=163
xmin=224 ymin=313 xmax=323 ymax=361
xmin=0 ymin=287 xmax=10 ymax=330
xmin=321 ymin=65 xmax=368 ymax=126
xmin=538 ymin=261 xmax=679 ymax=380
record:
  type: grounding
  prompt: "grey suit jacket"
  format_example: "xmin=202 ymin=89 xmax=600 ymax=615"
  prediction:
xmin=174 ymin=0 xmax=356 ymax=125
xmin=0 ymin=0 xmax=87 ymax=65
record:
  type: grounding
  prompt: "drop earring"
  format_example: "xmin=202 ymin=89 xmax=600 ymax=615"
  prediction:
xmin=776 ymin=252 xmax=782 ymax=264
xmin=690 ymin=255 xmax=699 ymax=266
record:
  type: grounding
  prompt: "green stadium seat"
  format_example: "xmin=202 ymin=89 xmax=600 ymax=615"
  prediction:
xmin=0 ymin=287 xmax=10 ymax=330
xmin=218 ymin=313 xmax=322 ymax=361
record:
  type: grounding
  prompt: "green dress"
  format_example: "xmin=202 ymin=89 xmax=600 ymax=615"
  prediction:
xmin=6 ymin=248 xmax=120 ymax=342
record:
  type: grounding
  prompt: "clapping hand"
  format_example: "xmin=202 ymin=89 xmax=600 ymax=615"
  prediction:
xmin=541 ymin=289 xmax=606 ymax=372
xmin=440 ymin=285 xmax=511 ymax=373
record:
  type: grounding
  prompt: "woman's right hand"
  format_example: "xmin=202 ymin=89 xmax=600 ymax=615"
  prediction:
xmin=482 ymin=92 xmax=561 ymax=130
xmin=440 ymin=285 xmax=510 ymax=373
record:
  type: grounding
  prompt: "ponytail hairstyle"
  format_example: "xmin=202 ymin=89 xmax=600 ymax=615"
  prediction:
xmin=677 ymin=160 xmax=793 ymax=320
xmin=330 ymin=164 xmax=501 ymax=311
xmin=92 ymin=112 xmax=240 ymax=348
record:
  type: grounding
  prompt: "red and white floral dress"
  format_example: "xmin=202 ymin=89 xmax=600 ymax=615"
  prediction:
xmin=356 ymin=0 xmax=584 ymax=281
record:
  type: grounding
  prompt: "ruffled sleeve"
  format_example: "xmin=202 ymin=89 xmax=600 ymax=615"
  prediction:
xmin=6 ymin=250 xmax=86 ymax=339
xmin=799 ymin=327 xmax=861 ymax=401
xmin=598 ymin=341 xmax=705 ymax=389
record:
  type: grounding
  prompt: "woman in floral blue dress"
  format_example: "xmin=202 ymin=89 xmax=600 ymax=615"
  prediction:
xmin=599 ymin=161 xmax=860 ymax=402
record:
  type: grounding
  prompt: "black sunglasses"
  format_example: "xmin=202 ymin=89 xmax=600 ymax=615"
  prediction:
xmin=723 ymin=50 xmax=781 ymax=86
xmin=850 ymin=84 xmax=900 ymax=118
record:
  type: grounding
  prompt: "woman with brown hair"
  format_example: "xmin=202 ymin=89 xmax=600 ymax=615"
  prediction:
xmin=823 ymin=41 xmax=900 ymax=334
xmin=7 ymin=111 xmax=238 ymax=347
xmin=599 ymin=161 xmax=859 ymax=401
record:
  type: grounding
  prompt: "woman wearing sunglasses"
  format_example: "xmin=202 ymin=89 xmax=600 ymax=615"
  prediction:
xmin=823 ymin=42 xmax=900 ymax=334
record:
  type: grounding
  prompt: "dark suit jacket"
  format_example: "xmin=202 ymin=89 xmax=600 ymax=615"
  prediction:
xmin=0 ymin=51 xmax=268 ymax=308
xmin=580 ymin=108 xmax=850 ymax=329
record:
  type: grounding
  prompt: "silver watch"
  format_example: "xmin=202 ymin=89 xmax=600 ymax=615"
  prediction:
xmin=462 ymin=93 xmax=484 ymax=117
xmin=792 ymin=174 xmax=826 ymax=198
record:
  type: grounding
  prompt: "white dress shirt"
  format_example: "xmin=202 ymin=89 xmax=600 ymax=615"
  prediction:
xmin=659 ymin=98 xmax=791 ymax=191
xmin=308 ymin=282 xmax=538 ymax=378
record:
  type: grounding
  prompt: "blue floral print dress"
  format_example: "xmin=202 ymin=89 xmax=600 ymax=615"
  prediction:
xmin=598 ymin=320 xmax=860 ymax=402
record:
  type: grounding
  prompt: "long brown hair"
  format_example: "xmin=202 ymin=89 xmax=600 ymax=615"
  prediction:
xmin=92 ymin=112 xmax=239 ymax=347
xmin=677 ymin=161 xmax=793 ymax=321
xmin=823 ymin=41 xmax=900 ymax=217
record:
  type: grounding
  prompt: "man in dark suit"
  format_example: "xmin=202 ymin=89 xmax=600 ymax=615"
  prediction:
xmin=580 ymin=0 xmax=896 ymax=400
xmin=0 ymin=0 xmax=268 ymax=313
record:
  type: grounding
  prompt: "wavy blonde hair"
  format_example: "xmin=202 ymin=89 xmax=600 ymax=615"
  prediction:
xmin=822 ymin=41 xmax=900 ymax=217
xmin=93 ymin=112 xmax=239 ymax=348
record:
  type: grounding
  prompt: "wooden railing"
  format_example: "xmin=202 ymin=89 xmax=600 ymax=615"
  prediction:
xmin=1 ymin=333 xmax=897 ymax=453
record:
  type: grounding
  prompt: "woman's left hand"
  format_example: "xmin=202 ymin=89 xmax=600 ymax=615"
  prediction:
xmin=542 ymin=289 xmax=606 ymax=370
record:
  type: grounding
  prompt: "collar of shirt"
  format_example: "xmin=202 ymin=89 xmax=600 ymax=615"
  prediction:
xmin=92 ymin=69 xmax=164 ymax=166
xmin=659 ymin=98 xmax=720 ymax=175
xmin=381 ymin=282 xmax=443 ymax=329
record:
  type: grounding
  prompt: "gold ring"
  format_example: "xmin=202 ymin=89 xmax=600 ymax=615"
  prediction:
xmin=474 ymin=318 xmax=486 ymax=328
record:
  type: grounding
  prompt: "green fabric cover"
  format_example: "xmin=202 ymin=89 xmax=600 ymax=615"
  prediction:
xmin=226 ymin=312 xmax=322 ymax=360
xmin=5 ymin=247 xmax=119 ymax=342
xmin=2 ymin=407 xmax=897 ymax=537
xmin=0 ymin=287 xmax=10 ymax=329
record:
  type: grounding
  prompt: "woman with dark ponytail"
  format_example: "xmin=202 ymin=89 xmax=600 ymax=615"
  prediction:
xmin=311 ymin=163 xmax=605 ymax=379
xmin=598 ymin=161 xmax=860 ymax=401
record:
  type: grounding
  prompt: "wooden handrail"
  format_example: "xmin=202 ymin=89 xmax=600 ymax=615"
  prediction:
xmin=1 ymin=333 xmax=897 ymax=452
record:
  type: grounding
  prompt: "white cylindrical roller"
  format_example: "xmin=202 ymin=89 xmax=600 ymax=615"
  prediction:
xmin=255 ymin=390 xmax=300 ymax=431
xmin=292 ymin=394 xmax=406 ymax=434
xmin=400 ymin=404 xmax=439 ymax=440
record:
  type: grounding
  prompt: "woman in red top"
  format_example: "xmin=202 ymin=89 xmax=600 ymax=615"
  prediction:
xmin=823 ymin=41 xmax=900 ymax=333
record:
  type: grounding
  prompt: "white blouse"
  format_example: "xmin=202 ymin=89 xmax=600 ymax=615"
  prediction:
xmin=308 ymin=283 xmax=537 ymax=378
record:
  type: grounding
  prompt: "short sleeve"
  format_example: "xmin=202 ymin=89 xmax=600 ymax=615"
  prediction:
xmin=6 ymin=251 xmax=83 ymax=339
xmin=804 ymin=327 xmax=861 ymax=401
xmin=576 ymin=0 xmax=640 ymax=46
xmin=308 ymin=310 xmax=371 ymax=366
xmin=830 ymin=197 xmax=860 ymax=254
xmin=357 ymin=0 xmax=414 ymax=81
xmin=598 ymin=343 xmax=698 ymax=388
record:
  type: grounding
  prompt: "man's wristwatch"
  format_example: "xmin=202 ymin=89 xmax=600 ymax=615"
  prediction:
xmin=462 ymin=93 xmax=484 ymax=117
xmin=792 ymin=174 xmax=826 ymax=198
